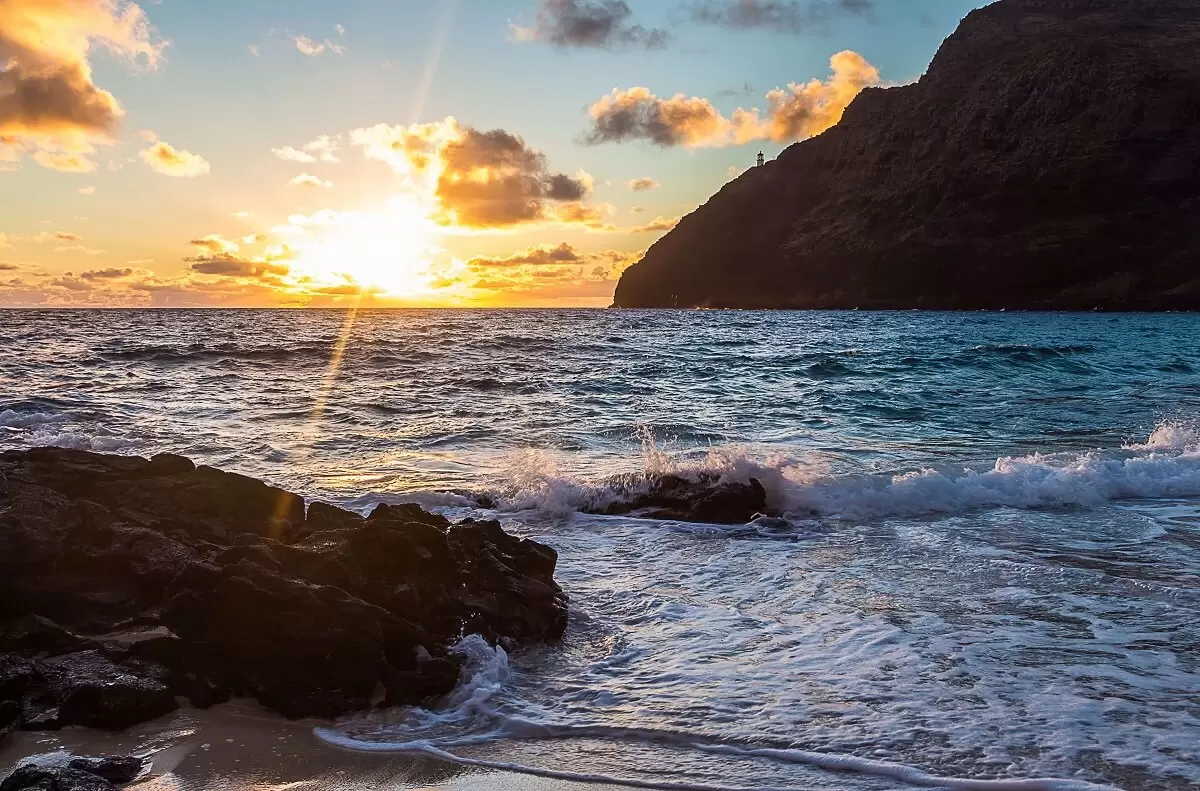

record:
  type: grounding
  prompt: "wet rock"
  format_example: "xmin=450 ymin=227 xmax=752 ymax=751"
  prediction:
xmin=66 ymin=757 xmax=144 ymax=784
xmin=594 ymin=474 xmax=768 ymax=525
xmin=38 ymin=652 xmax=177 ymax=730
xmin=0 ymin=447 xmax=568 ymax=730
xmin=0 ymin=765 xmax=114 ymax=791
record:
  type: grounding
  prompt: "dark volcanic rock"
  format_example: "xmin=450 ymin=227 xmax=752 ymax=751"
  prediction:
xmin=613 ymin=0 xmax=1200 ymax=310
xmin=593 ymin=474 xmax=768 ymax=524
xmin=1 ymin=765 xmax=116 ymax=791
xmin=65 ymin=758 xmax=143 ymax=785
xmin=0 ymin=447 xmax=568 ymax=731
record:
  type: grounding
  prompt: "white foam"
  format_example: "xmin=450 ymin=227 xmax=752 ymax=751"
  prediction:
xmin=0 ymin=410 xmax=68 ymax=429
xmin=19 ymin=429 xmax=135 ymax=452
xmin=318 ymin=720 xmax=1118 ymax=791
xmin=486 ymin=422 xmax=1200 ymax=522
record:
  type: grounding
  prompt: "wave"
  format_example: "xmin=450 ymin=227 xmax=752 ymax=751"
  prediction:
xmin=316 ymin=637 xmax=1117 ymax=791
xmin=482 ymin=422 xmax=1200 ymax=523
xmin=0 ymin=409 xmax=68 ymax=429
xmin=97 ymin=343 xmax=337 ymax=364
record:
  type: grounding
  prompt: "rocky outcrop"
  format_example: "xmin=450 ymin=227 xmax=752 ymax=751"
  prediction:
xmin=613 ymin=0 xmax=1200 ymax=310
xmin=0 ymin=448 xmax=568 ymax=731
xmin=590 ymin=474 xmax=767 ymax=524
xmin=2 ymin=756 xmax=144 ymax=791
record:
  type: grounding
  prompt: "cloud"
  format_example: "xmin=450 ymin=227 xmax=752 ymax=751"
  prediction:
xmin=186 ymin=251 xmax=291 ymax=279
xmin=189 ymin=234 xmax=239 ymax=254
xmin=511 ymin=0 xmax=669 ymax=50
xmin=31 ymin=151 xmax=95 ymax=172
xmin=352 ymin=118 xmax=598 ymax=228
xmin=627 ymin=177 xmax=659 ymax=192
xmin=139 ymin=139 xmax=210 ymax=177
xmin=80 ymin=267 xmax=133 ymax=280
xmin=455 ymin=243 xmax=644 ymax=304
xmin=467 ymin=243 xmax=582 ymax=267
xmin=630 ymin=215 xmax=679 ymax=233
xmin=248 ymin=44 xmax=261 ymax=57
xmin=78 ymin=185 xmax=95 ymax=195
xmin=272 ymin=135 xmax=340 ymax=163
xmin=289 ymin=173 xmax=333 ymax=188
xmin=583 ymin=50 xmax=879 ymax=147
xmin=0 ymin=0 xmax=166 ymax=170
xmin=272 ymin=146 xmax=314 ymax=163
xmin=293 ymin=35 xmax=345 ymax=56
xmin=685 ymin=0 xmax=873 ymax=33
xmin=54 ymin=231 xmax=80 ymax=241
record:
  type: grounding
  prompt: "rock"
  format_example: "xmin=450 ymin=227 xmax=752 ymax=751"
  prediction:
xmin=66 ymin=757 xmax=143 ymax=784
xmin=592 ymin=474 xmax=767 ymax=525
xmin=38 ymin=652 xmax=177 ymax=730
xmin=613 ymin=0 xmax=1200 ymax=310
xmin=0 ymin=447 xmax=567 ymax=729
xmin=0 ymin=765 xmax=114 ymax=791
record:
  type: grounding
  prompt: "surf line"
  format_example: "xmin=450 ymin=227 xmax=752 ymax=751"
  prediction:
xmin=315 ymin=729 xmax=1119 ymax=791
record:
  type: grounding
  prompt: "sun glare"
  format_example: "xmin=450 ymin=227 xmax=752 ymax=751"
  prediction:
xmin=288 ymin=195 xmax=443 ymax=298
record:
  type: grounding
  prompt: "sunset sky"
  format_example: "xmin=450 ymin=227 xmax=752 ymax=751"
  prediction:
xmin=1 ymin=0 xmax=980 ymax=307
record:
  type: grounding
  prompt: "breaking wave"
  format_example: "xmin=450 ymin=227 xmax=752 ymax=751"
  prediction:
xmin=483 ymin=421 xmax=1200 ymax=523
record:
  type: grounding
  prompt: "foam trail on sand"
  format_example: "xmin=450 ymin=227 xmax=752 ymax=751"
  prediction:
xmin=317 ymin=729 xmax=1118 ymax=791
xmin=316 ymin=637 xmax=1119 ymax=791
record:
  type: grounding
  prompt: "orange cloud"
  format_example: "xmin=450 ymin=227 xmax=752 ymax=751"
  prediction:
xmin=139 ymin=139 xmax=210 ymax=177
xmin=630 ymin=215 xmax=679 ymax=233
xmin=584 ymin=50 xmax=880 ymax=147
xmin=352 ymin=118 xmax=600 ymax=229
xmin=454 ymin=243 xmax=644 ymax=306
xmin=627 ymin=177 xmax=659 ymax=191
xmin=467 ymin=242 xmax=582 ymax=268
xmin=0 ymin=0 xmax=165 ymax=170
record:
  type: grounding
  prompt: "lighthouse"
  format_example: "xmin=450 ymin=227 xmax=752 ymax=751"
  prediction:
xmin=756 ymin=151 xmax=765 ymax=167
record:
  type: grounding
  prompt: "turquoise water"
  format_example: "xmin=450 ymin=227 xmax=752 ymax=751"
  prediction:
xmin=2 ymin=310 xmax=1198 ymax=790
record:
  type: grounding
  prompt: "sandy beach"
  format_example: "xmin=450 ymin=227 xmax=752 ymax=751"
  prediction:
xmin=0 ymin=701 xmax=614 ymax=791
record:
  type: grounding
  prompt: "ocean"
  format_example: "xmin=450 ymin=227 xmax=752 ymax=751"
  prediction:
xmin=2 ymin=309 xmax=1197 ymax=791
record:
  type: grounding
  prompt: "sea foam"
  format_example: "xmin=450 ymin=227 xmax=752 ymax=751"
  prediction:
xmin=484 ymin=421 xmax=1200 ymax=523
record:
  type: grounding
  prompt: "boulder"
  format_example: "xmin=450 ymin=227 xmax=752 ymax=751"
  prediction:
xmin=66 ymin=757 xmax=144 ymax=784
xmin=0 ymin=448 xmax=568 ymax=730
xmin=593 ymin=474 xmax=768 ymax=525
xmin=0 ymin=765 xmax=115 ymax=791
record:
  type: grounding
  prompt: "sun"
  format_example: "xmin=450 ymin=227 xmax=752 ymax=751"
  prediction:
xmin=288 ymin=194 xmax=443 ymax=298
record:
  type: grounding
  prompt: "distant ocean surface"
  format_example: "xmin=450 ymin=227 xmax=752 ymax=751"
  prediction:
xmin=2 ymin=309 xmax=1198 ymax=791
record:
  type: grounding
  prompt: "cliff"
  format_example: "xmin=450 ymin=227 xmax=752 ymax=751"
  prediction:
xmin=612 ymin=0 xmax=1200 ymax=310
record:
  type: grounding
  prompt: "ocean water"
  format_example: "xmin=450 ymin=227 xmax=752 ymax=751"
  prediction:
xmin=2 ymin=309 xmax=1198 ymax=791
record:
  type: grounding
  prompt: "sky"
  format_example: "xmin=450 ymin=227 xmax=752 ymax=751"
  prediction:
xmin=1 ymin=0 xmax=984 ymax=307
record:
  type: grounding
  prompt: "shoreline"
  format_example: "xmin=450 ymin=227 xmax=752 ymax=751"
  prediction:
xmin=0 ymin=701 xmax=617 ymax=791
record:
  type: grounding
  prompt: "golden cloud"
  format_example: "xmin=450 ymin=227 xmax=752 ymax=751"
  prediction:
xmin=0 ymin=0 xmax=165 ymax=170
xmin=630 ymin=215 xmax=679 ymax=233
xmin=351 ymin=118 xmax=600 ymax=229
xmin=583 ymin=50 xmax=880 ymax=147
xmin=139 ymin=139 xmax=210 ymax=177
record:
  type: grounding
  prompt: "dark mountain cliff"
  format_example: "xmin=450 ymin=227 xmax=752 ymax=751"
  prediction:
xmin=612 ymin=0 xmax=1200 ymax=310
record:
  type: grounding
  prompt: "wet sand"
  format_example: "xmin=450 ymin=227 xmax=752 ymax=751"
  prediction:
xmin=0 ymin=701 xmax=614 ymax=791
